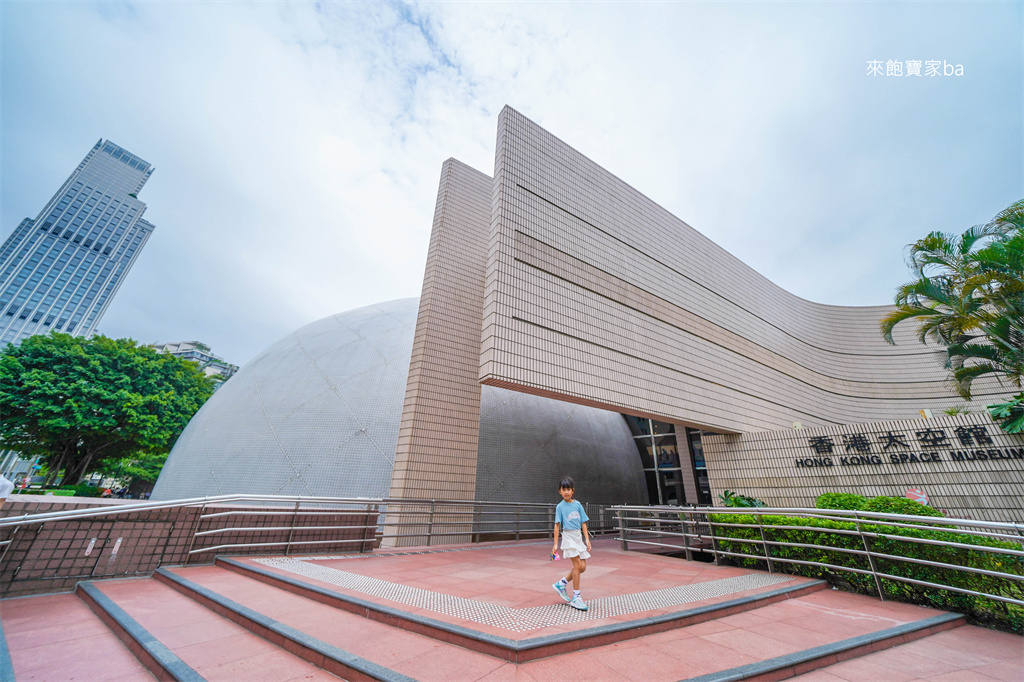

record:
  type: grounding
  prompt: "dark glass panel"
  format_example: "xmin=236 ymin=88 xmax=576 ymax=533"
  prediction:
xmin=625 ymin=415 xmax=651 ymax=437
xmin=654 ymin=440 xmax=679 ymax=469
xmin=643 ymin=471 xmax=660 ymax=505
xmin=651 ymin=420 xmax=675 ymax=435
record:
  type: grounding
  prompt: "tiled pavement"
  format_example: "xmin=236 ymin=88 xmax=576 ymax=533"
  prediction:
xmin=1 ymin=592 xmax=156 ymax=681
xmin=244 ymin=540 xmax=803 ymax=635
xmin=789 ymin=626 xmax=1024 ymax=681
xmin=2 ymin=537 xmax=1021 ymax=681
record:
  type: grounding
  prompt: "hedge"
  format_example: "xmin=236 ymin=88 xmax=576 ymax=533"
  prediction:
xmin=710 ymin=511 xmax=1024 ymax=632
xmin=815 ymin=492 xmax=867 ymax=511
xmin=13 ymin=485 xmax=102 ymax=497
xmin=57 ymin=484 xmax=103 ymax=497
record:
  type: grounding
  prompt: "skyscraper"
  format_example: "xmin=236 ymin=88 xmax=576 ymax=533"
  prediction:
xmin=0 ymin=139 xmax=156 ymax=346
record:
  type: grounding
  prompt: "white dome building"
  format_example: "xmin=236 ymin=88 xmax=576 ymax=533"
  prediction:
xmin=152 ymin=298 xmax=647 ymax=505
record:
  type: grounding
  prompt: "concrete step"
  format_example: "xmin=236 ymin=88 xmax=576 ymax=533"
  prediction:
xmin=79 ymin=577 xmax=341 ymax=681
xmin=210 ymin=553 xmax=828 ymax=662
xmin=431 ymin=589 xmax=965 ymax=681
xmin=158 ymin=557 xmax=969 ymax=681
xmin=790 ymin=623 xmax=1023 ymax=681
xmin=156 ymin=564 xmax=508 ymax=681
xmin=4 ymin=539 xmax=1018 ymax=682
xmin=0 ymin=591 xmax=156 ymax=681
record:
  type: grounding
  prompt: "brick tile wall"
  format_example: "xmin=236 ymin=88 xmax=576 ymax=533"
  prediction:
xmin=478 ymin=106 xmax=1014 ymax=434
xmin=0 ymin=501 xmax=376 ymax=597
xmin=703 ymin=413 xmax=1024 ymax=523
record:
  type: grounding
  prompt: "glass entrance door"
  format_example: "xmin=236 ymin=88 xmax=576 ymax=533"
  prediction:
xmin=626 ymin=416 xmax=685 ymax=506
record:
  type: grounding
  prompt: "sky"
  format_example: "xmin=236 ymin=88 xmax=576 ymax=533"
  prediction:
xmin=2 ymin=1 xmax=1021 ymax=367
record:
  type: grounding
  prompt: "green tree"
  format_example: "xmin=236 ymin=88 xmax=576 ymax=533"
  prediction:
xmin=95 ymin=451 xmax=169 ymax=488
xmin=0 ymin=333 xmax=214 ymax=484
xmin=880 ymin=199 xmax=1024 ymax=431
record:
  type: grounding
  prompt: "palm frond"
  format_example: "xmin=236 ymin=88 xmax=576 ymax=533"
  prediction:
xmin=880 ymin=305 xmax=942 ymax=344
xmin=950 ymin=363 xmax=1002 ymax=399
xmin=985 ymin=198 xmax=1024 ymax=235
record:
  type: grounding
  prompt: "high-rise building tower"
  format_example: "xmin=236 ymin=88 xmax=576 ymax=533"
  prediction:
xmin=0 ymin=139 xmax=156 ymax=346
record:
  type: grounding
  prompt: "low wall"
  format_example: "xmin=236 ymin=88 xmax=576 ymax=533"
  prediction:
xmin=0 ymin=499 xmax=377 ymax=598
xmin=703 ymin=413 xmax=1024 ymax=523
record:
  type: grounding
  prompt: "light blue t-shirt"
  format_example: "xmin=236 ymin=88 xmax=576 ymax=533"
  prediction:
xmin=555 ymin=500 xmax=589 ymax=531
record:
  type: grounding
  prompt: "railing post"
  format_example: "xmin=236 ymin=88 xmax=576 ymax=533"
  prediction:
xmin=285 ymin=500 xmax=300 ymax=556
xmin=515 ymin=508 xmax=520 ymax=541
xmin=681 ymin=509 xmax=693 ymax=562
xmin=427 ymin=501 xmax=435 ymax=547
xmin=855 ymin=512 xmax=885 ymax=601
xmin=617 ymin=508 xmax=628 ymax=551
xmin=364 ymin=503 xmax=376 ymax=553
xmin=184 ymin=503 xmax=206 ymax=563
xmin=473 ymin=504 xmax=481 ymax=544
xmin=708 ymin=510 xmax=724 ymax=565
xmin=756 ymin=512 xmax=774 ymax=573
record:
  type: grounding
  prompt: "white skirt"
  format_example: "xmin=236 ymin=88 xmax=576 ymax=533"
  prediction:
xmin=560 ymin=529 xmax=590 ymax=559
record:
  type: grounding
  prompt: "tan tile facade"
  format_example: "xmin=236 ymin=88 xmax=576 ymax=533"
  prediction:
xmin=389 ymin=160 xmax=492 ymax=504
xmin=389 ymin=107 xmax=1019 ymax=524
xmin=703 ymin=414 xmax=1024 ymax=523
xmin=479 ymin=107 xmax=1012 ymax=434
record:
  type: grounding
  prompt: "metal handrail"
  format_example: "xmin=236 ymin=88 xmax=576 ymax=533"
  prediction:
xmin=611 ymin=505 xmax=1024 ymax=608
xmin=615 ymin=507 xmax=1024 ymax=546
xmin=189 ymin=537 xmax=371 ymax=554
xmin=0 ymin=494 xmax=566 ymax=527
xmin=0 ymin=495 xmax=617 ymax=565
xmin=613 ymin=505 xmax=1024 ymax=531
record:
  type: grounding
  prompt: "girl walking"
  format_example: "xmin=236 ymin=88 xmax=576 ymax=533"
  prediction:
xmin=552 ymin=476 xmax=592 ymax=610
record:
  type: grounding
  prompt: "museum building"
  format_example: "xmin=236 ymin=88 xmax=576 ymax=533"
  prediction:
xmin=153 ymin=107 xmax=1023 ymax=523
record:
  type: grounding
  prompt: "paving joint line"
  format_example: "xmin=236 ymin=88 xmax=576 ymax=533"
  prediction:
xmin=292 ymin=539 xmax=558 ymax=562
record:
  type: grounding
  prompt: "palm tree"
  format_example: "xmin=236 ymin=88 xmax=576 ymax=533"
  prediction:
xmin=880 ymin=199 xmax=1024 ymax=413
xmin=879 ymin=221 xmax=1007 ymax=349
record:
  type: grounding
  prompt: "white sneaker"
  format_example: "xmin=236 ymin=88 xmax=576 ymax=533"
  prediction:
xmin=569 ymin=595 xmax=588 ymax=611
xmin=553 ymin=582 xmax=570 ymax=602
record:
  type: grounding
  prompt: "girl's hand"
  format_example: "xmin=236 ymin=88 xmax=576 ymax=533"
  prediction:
xmin=586 ymin=538 xmax=592 ymax=552
xmin=552 ymin=543 xmax=558 ymax=555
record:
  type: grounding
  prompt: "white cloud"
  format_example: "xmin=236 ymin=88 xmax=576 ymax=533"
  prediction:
xmin=1 ymin=1 xmax=1019 ymax=364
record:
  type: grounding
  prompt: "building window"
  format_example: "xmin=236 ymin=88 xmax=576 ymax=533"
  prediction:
xmin=685 ymin=428 xmax=712 ymax=505
xmin=626 ymin=416 xmax=686 ymax=505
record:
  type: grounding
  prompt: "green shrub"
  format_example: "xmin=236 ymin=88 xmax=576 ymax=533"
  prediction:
xmin=14 ymin=484 xmax=101 ymax=497
xmin=57 ymin=484 xmax=103 ymax=497
xmin=718 ymin=490 xmax=765 ymax=507
xmin=988 ymin=392 xmax=1024 ymax=433
xmin=862 ymin=496 xmax=945 ymax=518
xmin=710 ymin=511 xmax=1024 ymax=633
xmin=815 ymin=493 xmax=867 ymax=510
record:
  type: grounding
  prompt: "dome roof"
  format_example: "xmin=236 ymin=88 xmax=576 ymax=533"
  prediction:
xmin=153 ymin=298 xmax=646 ymax=505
